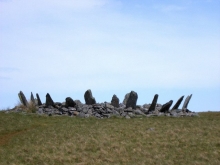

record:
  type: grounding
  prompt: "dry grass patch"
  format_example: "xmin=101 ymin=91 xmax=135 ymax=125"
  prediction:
xmin=0 ymin=111 xmax=220 ymax=165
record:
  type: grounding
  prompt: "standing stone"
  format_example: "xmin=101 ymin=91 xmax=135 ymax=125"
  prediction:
xmin=126 ymin=91 xmax=138 ymax=109
xmin=84 ymin=89 xmax=96 ymax=105
xmin=46 ymin=93 xmax=55 ymax=107
xmin=172 ymin=96 xmax=184 ymax=110
xmin=160 ymin=100 xmax=173 ymax=113
xmin=148 ymin=94 xmax=159 ymax=112
xmin=123 ymin=93 xmax=130 ymax=105
xmin=30 ymin=92 xmax=35 ymax=105
xmin=182 ymin=94 xmax=192 ymax=110
xmin=18 ymin=91 xmax=28 ymax=106
xmin=111 ymin=94 xmax=119 ymax=108
xmin=36 ymin=93 xmax=42 ymax=106
xmin=65 ymin=97 xmax=76 ymax=107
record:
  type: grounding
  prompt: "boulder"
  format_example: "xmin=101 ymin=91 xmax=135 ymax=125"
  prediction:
xmin=36 ymin=93 xmax=42 ymax=105
xmin=111 ymin=94 xmax=119 ymax=108
xmin=18 ymin=91 xmax=28 ymax=106
xmin=160 ymin=100 xmax=173 ymax=113
xmin=172 ymin=96 xmax=184 ymax=110
xmin=65 ymin=97 xmax=76 ymax=107
xmin=148 ymin=94 xmax=159 ymax=112
xmin=182 ymin=94 xmax=192 ymax=110
xmin=84 ymin=89 xmax=96 ymax=105
xmin=46 ymin=93 xmax=55 ymax=107
xmin=126 ymin=91 xmax=138 ymax=109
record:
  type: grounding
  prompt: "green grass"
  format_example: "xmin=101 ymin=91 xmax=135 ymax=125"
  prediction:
xmin=0 ymin=111 xmax=220 ymax=165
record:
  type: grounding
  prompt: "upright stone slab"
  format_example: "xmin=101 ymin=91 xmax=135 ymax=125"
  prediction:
xmin=123 ymin=93 xmax=130 ymax=105
xmin=84 ymin=89 xmax=96 ymax=105
xmin=126 ymin=91 xmax=138 ymax=109
xmin=160 ymin=100 xmax=173 ymax=113
xmin=18 ymin=91 xmax=28 ymax=106
xmin=46 ymin=93 xmax=55 ymax=107
xmin=30 ymin=92 xmax=35 ymax=105
xmin=172 ymin=96 xmax=184 ymax=110
xmin=111 ymin=94 xmax=119 ymax=108
xmin=65 ymin=97 xmax=76 ymax=107
xmin=182 ymin=94 xmax=192 ymax=110
xmin=148 ymin=94 xmax=159 ymax=112
xmin=36 ymin=93 xmax=42 ymax=106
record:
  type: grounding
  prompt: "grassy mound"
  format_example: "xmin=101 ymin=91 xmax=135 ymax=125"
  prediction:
xmin=0 ymin=111 xmax=220 ymax=164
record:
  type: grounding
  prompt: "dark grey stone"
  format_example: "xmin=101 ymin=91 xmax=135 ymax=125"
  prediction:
xmin=111 ymin=94 xmax=119 ymax=108
xmin=172 ymin=96 xmax=184 ymax=110
xmin=18 ymin=91 xmax=28 ymax=106
xmin=45 ymin=93 xmax=55 ymax=107
xmin=36 ymin=93 xmax=42 ymax=106
xmin=182 ymin=94 xmax=192 ymax=110
xmin=126 ymin=91 xmax=138 ymax=109
xmin=30 ymin=92 xmax=35 ymax=105
xmin=84 ymin=89 xmax=96 ymax=105
xmin=148 ymin=94 xmax=159 ymax=112
xmin=160 ymin=100 xmax=173 ymax=113
xmin=65 ymin=97 xmax=76 ymax=107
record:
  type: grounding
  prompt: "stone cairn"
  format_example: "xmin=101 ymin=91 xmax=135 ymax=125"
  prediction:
xmin=12 ymin=89 xmax=198 ymax=118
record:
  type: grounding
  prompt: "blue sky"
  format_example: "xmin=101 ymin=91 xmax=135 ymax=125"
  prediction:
xmin=0 ymin=0 xmax=220 ymax=111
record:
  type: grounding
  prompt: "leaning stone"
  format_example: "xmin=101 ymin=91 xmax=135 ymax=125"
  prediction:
xmin=65 ymin=97 xmax=76 ymax=107
xmin=160 ymin=100 xmax=173 ymax=113
xmin=18 ymin=91 xmax=28 ymax=106
xmin=111 ymin=94 xmax=119 ymax=108
xmin=126 ymin=91 xmax=138 ymax=109
xmin=182 ymin=94 xmax=192 ymax=110
xmin=30 ymin=92 xmax=35 ymax=105
xmin=172 ymin=96 xmax=184 ymax=110
xmin=36 ymin=93 xmax=42 ymax=106
xmin=45 ymin=93 xmax=55 ymax=107
xmin=148 ymin=94 xmax=159 ymax=112
xmin=84 ymin=89 xmax=96 ymax=105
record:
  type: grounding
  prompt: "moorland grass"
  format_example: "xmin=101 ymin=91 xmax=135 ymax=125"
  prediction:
xmin=0 ymin=111 xmax=220 ymax=165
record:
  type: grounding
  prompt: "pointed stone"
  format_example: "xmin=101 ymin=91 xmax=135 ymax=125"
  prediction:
xmin=182 ymin=94 xmax=192 ymax=110
xmin=111 ymin=94 xmax=119 ymax=108
xmin=84 ymin=89 xmax=96 ymax=105
xmin=36 ymin=93 xmax=42 ymax=105
xmin=18 ymin=91 xmax=28 ymax=106
xmin=148 ymin=94 xmax=159 ymax=112
xmin=46 ymin=93 xmax=55 ymax=107
xmin=126 ymin=91 xmax=138 ymax=109
xmin=172 ymin=96 xmax=184 ymax=110
xmin=65 ymin=97 xmax=76 ymax=107
xmin=30 ymin=92 xmax=35 ymax=105
xmin=160 ymin=100 xmax=173 ymax=113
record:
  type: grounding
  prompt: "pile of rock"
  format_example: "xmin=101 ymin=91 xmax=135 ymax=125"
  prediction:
xmin=12 ymin=89 xmax=198 ymax=118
